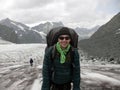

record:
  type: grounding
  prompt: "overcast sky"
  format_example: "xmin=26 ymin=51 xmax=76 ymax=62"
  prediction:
xmin=0 ymin=0 xmax=120 ymax=28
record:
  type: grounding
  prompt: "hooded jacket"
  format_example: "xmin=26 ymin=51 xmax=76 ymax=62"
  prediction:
xmin=41 ymin=46 xmax=80 ymax=90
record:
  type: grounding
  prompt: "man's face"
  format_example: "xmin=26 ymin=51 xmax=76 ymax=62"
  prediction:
xmin=58 ymin=35 xmax=71 ymax=49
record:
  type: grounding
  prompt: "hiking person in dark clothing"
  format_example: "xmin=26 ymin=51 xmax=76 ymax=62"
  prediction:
xmin=41 ymin=27 xmax=80 ymax=90
xmin=30 ymin=58 xmax=33 ymax=66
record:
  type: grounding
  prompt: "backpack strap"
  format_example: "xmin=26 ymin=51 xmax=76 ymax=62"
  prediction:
xmin=70 ymin=47 xmax=75 ymax=68
xmin=51 ymin=45 xmax=56 ymax=61
xmin=50 ymin=45 xmax=56 ymax=74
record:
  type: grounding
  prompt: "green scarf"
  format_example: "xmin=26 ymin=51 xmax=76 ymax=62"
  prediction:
xmin=56 ymin=42 xmax=71 ymax=64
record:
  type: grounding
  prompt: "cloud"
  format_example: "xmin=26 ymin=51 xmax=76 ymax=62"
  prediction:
xmin=11 ymin=0 xmax=55 ymax=9
xmin=96 ymin=0 xmax=120 ymax=14
xmin=0 ymin=0 xmax=119 ymax=28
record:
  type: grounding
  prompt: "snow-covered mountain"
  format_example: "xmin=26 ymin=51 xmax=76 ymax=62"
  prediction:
xmin=32 ymin=21 xmax=64 ymax=34
xmin=0 ymin=23 xmax=18 ymax=43
xmin=32 ymin=21 xmax=99 ymax=41
xmin=0 ymin=19 xmax=65 ymax=43
xmin=0 ymin=18 xmax=99 ymax=43
xmin=0 ymin=18 xmax=44 ymax=43
xmin=0 ymin=18 xmax=29 ymax=31
xmin=75 ymin=26 xmax=100 ymax=40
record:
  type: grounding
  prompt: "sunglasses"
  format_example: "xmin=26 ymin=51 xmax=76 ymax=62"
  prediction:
xmin=59 ymin=36 xmax=70 ymax=40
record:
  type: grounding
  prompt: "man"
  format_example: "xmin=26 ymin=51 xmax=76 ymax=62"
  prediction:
xmin=30 ymin=58 xmax=33 ymax=66
xmin=42 ymin=27 xmax=80 ymax=90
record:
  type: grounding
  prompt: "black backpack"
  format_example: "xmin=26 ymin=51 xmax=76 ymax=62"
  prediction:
xmin=46 ymin=27 xmax=78 ymax=85
xmin=46 ymin=27 xmax=78 ymax=49
xmin=46 ymin=26 xmax=78 ymax=65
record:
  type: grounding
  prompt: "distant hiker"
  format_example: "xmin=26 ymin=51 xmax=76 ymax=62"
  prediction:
xmin=30 ymin=58 xmax=33 ymax=66
xmin=41 ymin=27 xmax=80 ymax=90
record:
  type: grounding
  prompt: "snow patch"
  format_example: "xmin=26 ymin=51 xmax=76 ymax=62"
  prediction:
xmin=116 ymin=28 xmax=120 ymax=34
xmin=31 ymin=79 xmax=42 ymax=90
xmin=11 ymin=22 xmax=26 ymax=31
xmin=82 ymin=72 xmax=120 ymax=86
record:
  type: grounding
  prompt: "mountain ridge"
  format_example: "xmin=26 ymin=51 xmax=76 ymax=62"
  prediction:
xmin=79 ymin=12 xmax=120 ymax=63
xmin=0 ymin=18 xmax=99 ymax=43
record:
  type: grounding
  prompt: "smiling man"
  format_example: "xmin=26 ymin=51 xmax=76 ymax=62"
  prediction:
xmin=42 ymin=27 xmax=80 ymax=90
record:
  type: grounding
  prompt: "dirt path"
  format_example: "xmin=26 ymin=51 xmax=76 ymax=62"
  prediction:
xmin=0 ymin=64 xmax=120 ymax=90
xmin=0 ymin=64 xmax=41 ymax=90
xmin=81 ymin=65 xmax=120 ymax=90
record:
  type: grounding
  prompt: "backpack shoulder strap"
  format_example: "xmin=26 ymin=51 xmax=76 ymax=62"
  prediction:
xmin=70 ymin=46 xmax=76 ymax=68
xmin=70 ymin=46 xmax=75 ymax=59
xmin=51 ymin=45 xmax=56 ymax=61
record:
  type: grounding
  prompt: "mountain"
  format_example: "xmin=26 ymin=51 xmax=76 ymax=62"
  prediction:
xmin=0 ymin=18 xmax=99 ymax=44
xmin=75 ymin=26 xmax=99 ymax=40
xmin=31 ymin=21 xmax=64 ymax=34
xmin=0 ymin=18 xmax=29 ymax=30
xmin=0 ymin=24 xmax=18 ymax=43
xmin=0 ymin=37 xmax=13 ymax=44
xmin=79 ymin=12 xmax=120 ymax=63
xmin=32 ymin=21 xmax=99 ymax=41
xmin=0 ymin=19 xmax=65 ymax=43
xmin=0 ymin=18 xmax=43 ymax=43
